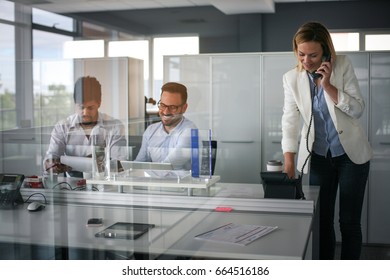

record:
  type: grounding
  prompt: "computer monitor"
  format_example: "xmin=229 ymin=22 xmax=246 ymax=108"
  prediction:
xmin=120 ymin=161 xmax=173 ymax=171
xmin=260 ymin=172 xmax=304 ymax=199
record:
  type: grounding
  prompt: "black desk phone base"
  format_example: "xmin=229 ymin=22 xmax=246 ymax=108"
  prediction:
xmin=0 ymin=174 xmax=25 ymax=209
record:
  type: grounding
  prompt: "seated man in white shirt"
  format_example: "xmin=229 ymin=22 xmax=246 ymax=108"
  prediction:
xmin=135 ymin=82 xmax=197 ymax=170
xmin=43 ymin=76 xmax=127 ymax=177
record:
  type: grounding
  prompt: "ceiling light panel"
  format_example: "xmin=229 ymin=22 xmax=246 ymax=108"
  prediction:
xmin=212 ymin=0 xmax=275 ymax=14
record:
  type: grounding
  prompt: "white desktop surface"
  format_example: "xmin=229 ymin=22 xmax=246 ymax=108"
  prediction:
xmin=159 ymin=211 xmax=313 ymax=260
xmin=0 ymin=203 xmax=192 ymax=253
xmin=1 ymin=183 xmax=319 ymax=259
xmin=0 ymin=201 xmax=312 ymax=259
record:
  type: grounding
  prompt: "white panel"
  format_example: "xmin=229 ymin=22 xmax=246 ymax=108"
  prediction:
xmin=368 ymin=52 xmax=390 ymax=244
xmin=164 ymin=55 xmax=211 ymax=130
xmin=211 ymin=54 xmax=261 ymax=183
xmin=261 ymin=52 xmax=296 ymax=171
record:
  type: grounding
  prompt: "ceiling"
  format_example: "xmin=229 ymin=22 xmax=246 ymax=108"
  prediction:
xmin=8 ymin=0 xmax=365 ymax=37
xmin=10 ymin=0 xmax=359 ymax=15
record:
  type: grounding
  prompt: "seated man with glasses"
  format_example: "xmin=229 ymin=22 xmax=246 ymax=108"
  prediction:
xmin=135 ymin=82 xmax=197 ymax=170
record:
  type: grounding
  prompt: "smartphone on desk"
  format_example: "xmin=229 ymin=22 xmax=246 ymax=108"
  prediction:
xmin=86 ymin=218 xmax=103 ymax=227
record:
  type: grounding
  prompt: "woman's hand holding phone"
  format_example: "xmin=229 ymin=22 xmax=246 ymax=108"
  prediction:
xmin=312 ymin=54 xmax=332 ymax=80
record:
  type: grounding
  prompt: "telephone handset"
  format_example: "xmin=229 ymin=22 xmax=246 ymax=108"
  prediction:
xmin=311 ymin=53 xmax=331 ymax=79
xmin=0 ymin=174 xmax=25 ymax=209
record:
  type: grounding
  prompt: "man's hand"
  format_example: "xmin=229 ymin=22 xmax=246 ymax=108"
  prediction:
xmin=44 ymin=159 xmax=72 ymax=173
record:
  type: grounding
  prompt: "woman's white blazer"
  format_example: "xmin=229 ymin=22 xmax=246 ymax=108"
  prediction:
xmin=281 ymin=55 xmax=372 ymax=173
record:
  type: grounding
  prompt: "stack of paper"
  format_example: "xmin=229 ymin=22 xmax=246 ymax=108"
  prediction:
xmin=195 ymin=223 xmax=278 ymax=246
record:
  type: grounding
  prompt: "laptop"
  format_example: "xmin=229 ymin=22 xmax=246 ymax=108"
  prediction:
xmin=120 ymin=160 xmax=173 ymax=171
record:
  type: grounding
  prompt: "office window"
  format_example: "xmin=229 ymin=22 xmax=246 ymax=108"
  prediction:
xmin=108 ymin=40 xmax=149 ymax=72
xmin=330 ymin=32 xmax=359 ymax=51
xmin=63 ymin=40 xmax=104 ymax=58
xmin=108 ymin=40 xmax=150 ymax=95
xmin=33 ymin=29 xmax=73 ymax=59
xmin=365 ymin=34 xmax=390 ymax=51
xmin=0 ymin=22 xmax=15 ymax=130
xmin=83 ymin=21 xmax=116 ymax=40
xmin=0 ymin=0 xmax=14 ymax=21
xmin=33 ymin=30 xmax=74 ymax=127
xmin=331 ymin=31 xmax=390 ymax=51
xmin=33 ymin=8 xmax=74 ymax=32
xmin=153 ymin=36 xmax=199 ymax=99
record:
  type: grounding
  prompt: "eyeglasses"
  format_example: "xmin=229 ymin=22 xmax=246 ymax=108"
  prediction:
xmin=157 ymin=101 xmax=184 ymax=113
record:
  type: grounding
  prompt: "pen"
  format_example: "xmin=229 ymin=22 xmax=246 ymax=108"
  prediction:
xmin=45 ymin=163 xmax=60 ymax=171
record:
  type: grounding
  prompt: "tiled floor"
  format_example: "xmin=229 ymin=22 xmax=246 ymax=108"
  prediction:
xmin=335 ymin=244 xmax=390 ymax=260
xmin=360 ymin=245 xmax=390 ymax=260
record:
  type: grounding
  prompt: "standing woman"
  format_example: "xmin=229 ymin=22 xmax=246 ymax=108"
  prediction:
xmin=281 ymin=22 xmax=372 ymax=259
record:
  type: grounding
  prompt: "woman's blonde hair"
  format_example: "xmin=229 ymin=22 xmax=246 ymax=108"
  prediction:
xmin=293 ymin=22 xmax=336 ymax=71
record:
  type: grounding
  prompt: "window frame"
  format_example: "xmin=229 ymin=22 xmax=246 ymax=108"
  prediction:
xmin=330 ymin=29 xmax=390 ymax=51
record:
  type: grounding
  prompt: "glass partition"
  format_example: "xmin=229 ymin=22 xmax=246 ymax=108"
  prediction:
xmin=1 ymin=57 xmax=145 ymax=178
xmin=0 ymin=23 xmax=16 ymax=131
xmin=1 ymin=52 xmax=388 ymax=261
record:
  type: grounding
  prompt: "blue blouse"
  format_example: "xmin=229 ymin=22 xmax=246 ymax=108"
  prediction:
xmin=309 ymin=74 xmax=345 ymax=157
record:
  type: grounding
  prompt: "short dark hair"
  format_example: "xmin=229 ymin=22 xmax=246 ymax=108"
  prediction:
xmin=161 ymin=82 xmax=188 ymax=104
xmin=73 ymin=76 xmax=102 ymax=104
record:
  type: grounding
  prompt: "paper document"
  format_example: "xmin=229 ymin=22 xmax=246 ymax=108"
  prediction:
xmin=195 ymin=223 xmax=278 ymax=246
xmin=60 ymin=155 xmax=93 ymax=172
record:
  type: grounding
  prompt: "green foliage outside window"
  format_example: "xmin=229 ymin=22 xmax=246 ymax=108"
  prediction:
xmin=0 ymin=90 xmax=16 ymax=131
xmin=0 ymin=84 xmax=72 ymax=131
xmin=34 ymin=84 xmax=73 ymax=127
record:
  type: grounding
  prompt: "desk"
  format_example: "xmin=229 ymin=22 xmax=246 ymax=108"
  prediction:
xmin=86 ymin=170 xmax=221 ymax=196
xmin=0 ymin=184 xmax=319 ymax=260
xmin=157 ymin=211 xmax=313 ymax=260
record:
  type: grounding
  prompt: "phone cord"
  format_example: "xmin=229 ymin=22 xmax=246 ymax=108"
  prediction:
xmin=297 ymin=82 xmax=317 ymax=200
xmin=300 ymin=83 xmax=316 ymax=176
